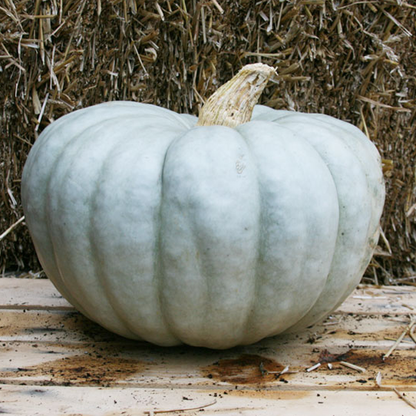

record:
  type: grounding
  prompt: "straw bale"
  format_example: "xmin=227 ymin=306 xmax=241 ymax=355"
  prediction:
xmin=1 ymin=0 xmax=415 ymax=283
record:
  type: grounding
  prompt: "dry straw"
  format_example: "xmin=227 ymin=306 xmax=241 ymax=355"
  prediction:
xmin=1 ymin=1 xmax=415 ymax=280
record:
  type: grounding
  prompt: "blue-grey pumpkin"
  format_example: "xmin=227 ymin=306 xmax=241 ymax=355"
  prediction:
xmin=22 ymin=64 xmax=384 ymax=349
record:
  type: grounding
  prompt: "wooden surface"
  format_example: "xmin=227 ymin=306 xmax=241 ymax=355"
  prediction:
xmin=1 ymin=278 xmax=416 ymax=415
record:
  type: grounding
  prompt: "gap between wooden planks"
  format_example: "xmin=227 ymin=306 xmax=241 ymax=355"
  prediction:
xmin=0 ymin=278 xmax=415 ymax=415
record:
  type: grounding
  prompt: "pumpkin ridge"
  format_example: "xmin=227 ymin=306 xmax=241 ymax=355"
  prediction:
xmin=233 ymin=126 xmax=268 ymax=345
xmin=294 ymin=117 xmax=384 ymax=316
xmin=49 ymin=120 xmax=141 ymax=333
xmin=236 ymin=121 xmax=339 ymax=340
xmin=24 ymin=109 xmax=128 ymax=319
xmin=276 ymin=118 xmax=379 ymax=331
xmin=157 ymin=129 xmax=210 ymax=345
xmin=157 ymin=126 xmax=261 ymax=348
xmin=39 ymin=119 xmax=103 ymax=320
xmin=156 ymin=130 xmax=192 ymax=345
xmin=86 ymin=115 xmax=189 ymax=344
xmin=87 ymin=129 xmax=153 ymax=339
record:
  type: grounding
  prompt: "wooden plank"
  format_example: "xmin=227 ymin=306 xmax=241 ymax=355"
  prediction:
xmin=1 ymin=384 xmax=416 ymax=416
xmin=1 ymin=338 xmax=416 ymax=391
xmin=337 ymin=285 xmax=416 ymax=315
xmin=1 ymin=278 xmax=416 ymax=314
xmin=0 ymin=278 xmax=72 ymax=310
xmin=1 ymin=310 xmax=415 ymax=390
xmin=0 ymin=306 xmax=414 ymax=347
xmin=1 ymin=278 xmax=415 ymax=415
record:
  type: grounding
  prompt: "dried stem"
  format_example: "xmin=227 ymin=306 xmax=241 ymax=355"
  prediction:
xmin=383 ymin=316 xmax=416 ymax=361
xmin=197 ymin=63 xmax=276 ymax=128
xmin=0 ymin=216 xmax=25 ymax=242
xmin=340 ymin=361 xmax=366 ymax=373
xmin=393 ymin=388 xmax=416 ymax=410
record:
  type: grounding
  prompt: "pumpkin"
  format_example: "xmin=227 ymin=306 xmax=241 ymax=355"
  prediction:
xmin=22 ymin=64 xmax=384 ymax=349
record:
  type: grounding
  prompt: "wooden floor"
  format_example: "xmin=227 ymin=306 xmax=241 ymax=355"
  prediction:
xmin=1 ymin=278 xmax=416 ymax=415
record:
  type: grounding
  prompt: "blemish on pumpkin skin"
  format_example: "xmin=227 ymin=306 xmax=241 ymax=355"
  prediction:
xmin=235 ymin=159 xmax=246 ymax=174
xmin=201 ymin=354 xmax=289 ymax=384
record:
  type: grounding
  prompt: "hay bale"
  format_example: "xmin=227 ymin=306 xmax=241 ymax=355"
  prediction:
xmin=1 ymin=1 xmax=415 ymax=283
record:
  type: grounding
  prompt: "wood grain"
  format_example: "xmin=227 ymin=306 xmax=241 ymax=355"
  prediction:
xmin=1 ymin=278 xmax=415 ymax=415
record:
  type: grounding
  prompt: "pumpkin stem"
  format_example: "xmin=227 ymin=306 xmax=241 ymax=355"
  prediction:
xmin=196 ymin=63 xmax=276 ymax=128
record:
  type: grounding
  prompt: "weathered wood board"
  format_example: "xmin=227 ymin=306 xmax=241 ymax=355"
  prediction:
xmin=1 ymin=278 xmax=415 ymax=415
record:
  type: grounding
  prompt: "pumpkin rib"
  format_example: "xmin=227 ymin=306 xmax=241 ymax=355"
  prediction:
xmin=309 ymin=112 xmax=383 ymax=166
xmin=252 ymin=108 xmax=384 ymax=219
xmin=231 ymin=127 xmax=263 ymax=346
xmin=293 ymin=115 xmax=384 ymax=316
xmin=156 ymin=127 xmax=195 ymax=346
xmin=235 ymin=124 xmax=281 ymax=345
xmin=37 ymin=111 xmax=127 ymax=318
xmin=236 ymin=121 xmax=340 ymax=342
xmin=267 ymin=111 xmax=384 ymax=210
xmin=269 ymin=116 xmax=380 ymax=330
xmin=157 ymin=132 xmax=197 ymax=345
xmin=252 ymin=108 xmax=375 ymax=329
xmin=278 ymin=116 xmax=382 ymax=258
xmin=158 ymin=126 xmax=261 ymax=348
xmin=23 ymin=103 xmax=197 ymax=345
xmin=159 ymin=127 xmax=210 ymax=345
xmin=46 ymin=119 xmax=140 ymax=336
xmin=303 ymin=114 xmax=384 ymax=234
xmin=44 ymin=111 xmax=183 ymax=337
xmin=88 ymin=130 xmax=143 ymax=339
xmin=23 ymin=110 xmax=107 ymax=320
xmin=78 ymin=115 xmax=189 ymax=344
xmin=253 ymin=112 xmax=381 ymax=240
xmin=25 ymin=104 xmax=198 ymax=343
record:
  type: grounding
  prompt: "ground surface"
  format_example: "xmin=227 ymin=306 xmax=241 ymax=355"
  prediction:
xmin=1 ymin=278 xmax=416 ymax=415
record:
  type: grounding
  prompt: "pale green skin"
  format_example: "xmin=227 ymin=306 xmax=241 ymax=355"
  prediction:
xmin=22 ymin=102 xmax=385 ymax=349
